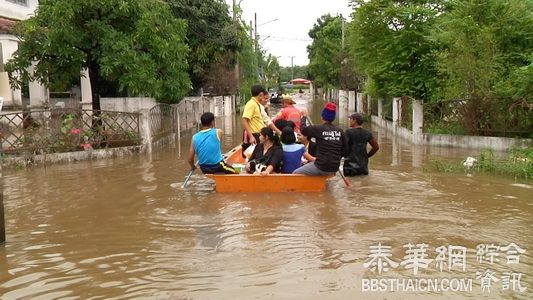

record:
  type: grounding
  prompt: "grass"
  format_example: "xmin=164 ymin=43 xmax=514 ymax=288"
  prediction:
xmin=425 ymin=122 xmax=467 ymax=135
xmin=425 ymin=148 xmax=533 ymax=180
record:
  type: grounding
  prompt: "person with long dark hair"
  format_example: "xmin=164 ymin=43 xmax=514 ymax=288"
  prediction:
xmin=245 ymin=127 xmax=283 ymax=175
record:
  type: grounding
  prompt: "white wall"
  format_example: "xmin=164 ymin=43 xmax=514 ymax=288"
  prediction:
xmin=0 ymin=0 xmax=38 ymax=20
xmin=0 ymin=36 xmax=21 ymax=104
xmin=0 ymin=0 xmax=38 ymax=106
xmin=101 ymin=97 xmax=157 ymax=113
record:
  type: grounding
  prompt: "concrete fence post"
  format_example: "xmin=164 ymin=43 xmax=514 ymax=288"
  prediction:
xmin=356 ymin=92 xmax=364 ymax=113
xmin=412 ymin=99 xmax=424 ymax=144
xmin=348 ymin=91 xmax=356 ymax=112
xmin=224 ymin=96 xmax=232 ymax=116
xmin=392 ymin=97 xmax=401 ymax=126
xmin=339 ymin=90 xmax=348 ymax=109
xmin=139 ymin=109 xmax=152 ymax=152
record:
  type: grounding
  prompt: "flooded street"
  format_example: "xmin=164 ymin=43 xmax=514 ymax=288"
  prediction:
xmin=0 ymin=97 xmax=531 ymax=299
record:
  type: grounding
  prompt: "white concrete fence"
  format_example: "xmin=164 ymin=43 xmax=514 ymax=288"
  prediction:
xmin=325 ymin=88 xmax=531 ymax=150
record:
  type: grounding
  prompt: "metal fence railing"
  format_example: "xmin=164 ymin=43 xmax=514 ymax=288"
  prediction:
xmin=0 ymin=95 xmax=236 ymax=155
xmin=371 ymin=97 xmax=379 ymax=116
xmin=422 ymin=99 xmax=532 ymax=137
xmin=0 ymin=109 xmax=141 ymax=154
xmin=150 ymin=104 xmax=173 ymax=140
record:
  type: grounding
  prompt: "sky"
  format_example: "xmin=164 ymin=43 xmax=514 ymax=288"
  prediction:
xmin=225 ymin=0 xmax=353 ymax=67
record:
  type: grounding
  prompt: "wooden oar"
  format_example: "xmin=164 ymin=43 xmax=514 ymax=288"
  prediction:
xmin=181 ymin=161 xmax=199 ymax=189
xmin=338 ymin=169 xmax=351 ymax=187
xmin=181 ymin=169 xmax=195 ymax=188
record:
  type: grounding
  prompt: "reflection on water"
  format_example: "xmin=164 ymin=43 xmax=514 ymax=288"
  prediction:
xmin=0 ymin=96 xmax=531 ymax=299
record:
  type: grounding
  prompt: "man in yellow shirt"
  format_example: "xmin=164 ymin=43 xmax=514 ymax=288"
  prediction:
xmin=241 ymin=85 xmax=267 ymax=154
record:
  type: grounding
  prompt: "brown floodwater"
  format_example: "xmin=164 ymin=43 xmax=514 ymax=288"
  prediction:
xmin=0 ymin=97 xmax=531 ymax=299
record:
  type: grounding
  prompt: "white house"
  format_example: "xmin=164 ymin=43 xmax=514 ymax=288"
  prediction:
xmin=0 ymin=0 xmax=39 ymax=107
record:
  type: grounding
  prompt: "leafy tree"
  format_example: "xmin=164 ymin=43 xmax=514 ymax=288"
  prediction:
xmin=262 ymin=54 xmax=281 ymax=90
xmin=166 ymin=0 xmax=241 ymax=94
xmin=279 ymin=65 xmax=309 ymax=83
xmin=348 ymin=0 xmax=444 ymax=100
xmin=433 ymin=0 xmax=533 ymax=135
xmin=307 ymin=14 xmax=343 ymax=88
xmin=6 ymin=0 xmax=190 ymax=107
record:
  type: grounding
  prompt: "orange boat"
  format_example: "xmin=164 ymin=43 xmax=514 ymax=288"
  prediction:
xmin=205 ymin=146 xmax=332 ymax=193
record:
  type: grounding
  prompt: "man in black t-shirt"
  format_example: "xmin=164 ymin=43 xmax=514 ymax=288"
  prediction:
xmin=293 ymin=102 xmax=346 ymax=176
xmin=343 ymin=113 xmax=379 ymax=176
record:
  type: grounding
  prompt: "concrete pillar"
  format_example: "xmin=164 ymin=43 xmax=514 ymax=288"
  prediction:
xmin=0 ymin=72 xmax=12 ymax=107
xmin=392 ymin=97 xmax=401 ymax=126
xmin=80 ymin=68 xmax=92 ymax=104
xmin=29 ymin=80 xmax=48 ymax=108
xmin=139 ymin=109 xmax=152 ymax=153
xmin=356 ymin=92 xmax=364 ymax=113
xmin=377 ymin=98 xmax=383 ymax=119
xmin=412 ymin=99 xmax=424 ymax=144
xmin=339 ymin=90 xmax=348 ymax=109
xmin=80 ymin=69 xmax=93 ymax=131
xmin=348 ymin=91 xmax=356 ymax=112
xmin=224 ymin=95 xmax=234 ymax=116
xmin=28 ymin=63 xmax=48 ymax=108
xmin=0 ymin=40 xmax=21 ymax=107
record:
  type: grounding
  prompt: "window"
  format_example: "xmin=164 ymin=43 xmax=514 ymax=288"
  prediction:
xmin=7 ymin=0 xmax=28 ymax=6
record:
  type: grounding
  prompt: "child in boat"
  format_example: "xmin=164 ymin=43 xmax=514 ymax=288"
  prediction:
xmin=188 ymin=112 xmax=235 ymax=174
xmin=280 ymin=127 xmax=305 ymax=173
xmin=245 ymin=127 xmax=283 ymax=175
xmin=297 ymin=131 xmax=317 ymax=164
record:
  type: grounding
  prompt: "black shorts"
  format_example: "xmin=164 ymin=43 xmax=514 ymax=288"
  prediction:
xmin=200 ymin=161 xmax=236 ymax=174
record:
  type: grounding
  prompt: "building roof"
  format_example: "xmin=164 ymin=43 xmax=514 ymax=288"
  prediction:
xmin=0 ymin=17 xmax=16 ymax=34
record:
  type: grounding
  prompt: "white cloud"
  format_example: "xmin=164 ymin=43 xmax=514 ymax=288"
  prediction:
xmin=226 ymin=0 xmax=353 ymax=67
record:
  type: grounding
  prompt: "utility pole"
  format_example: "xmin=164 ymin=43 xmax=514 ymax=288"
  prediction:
xmin=254 ymin=13 xmax=258 ymax=54
xmin=341 ymin=14 xmax=345 ymax=49
xmin=290 ymin=56 xmax=295 ymax=80
xmin=249 ymin=20 xmax=253 ymax=40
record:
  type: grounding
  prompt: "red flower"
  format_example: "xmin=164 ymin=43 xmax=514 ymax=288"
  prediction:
xmin=70 ymin=128 xmax=82 ymax=134
xmin=80 ymin=143 xmax=92 ymax=150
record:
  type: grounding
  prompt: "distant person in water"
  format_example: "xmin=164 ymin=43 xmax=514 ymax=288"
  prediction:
xmin=188 ymin=112 xmax=235 ymax=174
xmin=343 ymin=113 xmax=379 ymax=176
